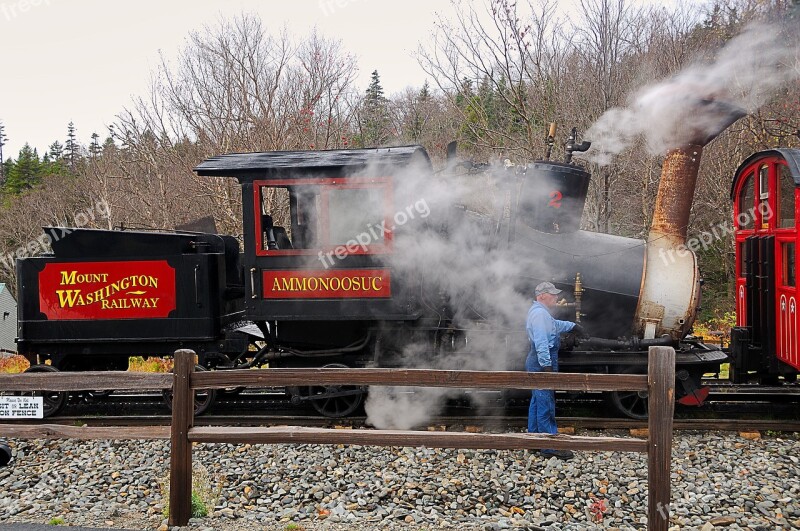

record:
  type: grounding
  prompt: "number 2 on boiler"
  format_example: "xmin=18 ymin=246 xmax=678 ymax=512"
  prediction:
xmin=548 ymin=190 xmax=562 ymax=208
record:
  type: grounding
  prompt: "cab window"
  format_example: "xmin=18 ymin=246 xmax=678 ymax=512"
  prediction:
xmin=254 ymin=178 xmax=390 ymax=255
xmin=758 ymin=165 xmax=770 ymax=226
xmin=783 ymin=242 xmax=796 ymax=287
xmin=738 ymin=241 xmax=747 ymax=278
xmin=779 ymin=163 xmax=795 ymax=229
xmin=737 ymin=172 xmax=755 ymax=230
xmin=328 ymin=187 xmax=386 ymax=245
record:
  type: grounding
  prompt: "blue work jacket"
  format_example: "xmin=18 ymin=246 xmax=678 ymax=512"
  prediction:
xmin=526 ymin=301 xmax=575 ymax=371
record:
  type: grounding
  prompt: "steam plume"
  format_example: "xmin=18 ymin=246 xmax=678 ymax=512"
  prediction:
xmin=358 ymin=160 xmax=536 ymax=429
xmin=583 ymin=21 xmax=800 ymax=165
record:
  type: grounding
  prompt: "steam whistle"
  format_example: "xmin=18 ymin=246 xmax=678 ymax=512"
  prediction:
xmin=574 ymin=272 xmax=584 ymax=323
xmin=564 ymin=127 xmax=591 ymax=164
xmin=544 ymin=122 xmax=557 ymax=160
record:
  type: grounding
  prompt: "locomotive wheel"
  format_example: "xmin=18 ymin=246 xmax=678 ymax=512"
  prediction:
xmin=162 ymin=365 xmax=217 ymax=416
xmin=0 ymin=440 xmax=11 ymax=466
xmin=605 ymin=366 xmax=648 ymax=420
xmin=23 ymin=365 xmax=68 ymax=418
xmin=307 ymin=363 xmax=364 ymax=418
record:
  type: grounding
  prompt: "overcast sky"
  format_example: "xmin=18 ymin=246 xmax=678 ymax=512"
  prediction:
xmin=0 ymin=0 xmax=689 ymax=158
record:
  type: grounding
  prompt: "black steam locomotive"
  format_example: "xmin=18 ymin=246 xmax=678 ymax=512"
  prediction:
xmin=14 ymin=135 xmax=760 ymax=420
xmin=43 ymin=130 xmax=800 ymax=424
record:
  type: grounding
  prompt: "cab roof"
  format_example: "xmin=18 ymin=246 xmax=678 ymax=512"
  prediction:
xmin=731 ymin=148 xmax=800 ymax=200
xmin=194 ymin=145 xmax=432 ymax=182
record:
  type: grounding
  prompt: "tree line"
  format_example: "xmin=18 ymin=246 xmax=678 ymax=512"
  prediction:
xmin=0 ymin=0 xmax=798 ymax=318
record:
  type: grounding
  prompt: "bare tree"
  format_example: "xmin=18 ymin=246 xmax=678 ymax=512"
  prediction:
xmin=567 ymin=0 xmax=656 ymax=233
xmin=110 ymin=15 xmax=360 ymax=234
xmin=419 ymin=0 xmax=571 ymax=159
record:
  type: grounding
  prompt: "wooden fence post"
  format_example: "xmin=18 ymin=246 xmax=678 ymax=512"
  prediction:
xmin=647 ymin=346 xmax=675 ymax=531
xmin=169 ymin=349 xmax=195 ymax=526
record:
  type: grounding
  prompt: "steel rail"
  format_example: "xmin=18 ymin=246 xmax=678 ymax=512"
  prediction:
xmin=5 ymin=414 xmax=799 ymax=432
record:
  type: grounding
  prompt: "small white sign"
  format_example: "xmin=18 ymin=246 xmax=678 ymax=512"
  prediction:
xmin=0 ymin=396 xmax=43 ymax=419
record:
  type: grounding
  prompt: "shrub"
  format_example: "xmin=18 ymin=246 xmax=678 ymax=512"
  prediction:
xmin=0 ymin=355 xmax=30 ymax=374
xmin=128 ymin=356 xmax=173 ymax=373
xmin=159 ymin=461 xmax=218 ymax=519
xmin=692 ymin=310 xmax=737 ymax=344
xmin=191 ymin=491 xmax=208 ymax=518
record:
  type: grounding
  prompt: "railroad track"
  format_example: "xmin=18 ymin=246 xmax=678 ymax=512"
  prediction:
xmin=6 ymin=381 xmax=798 ymax=432
xmin=7 ymin=411 xmax=800 ymax=433
xmin=7 ymin=414 xmax=800 ymax=433
xmin=33 ymin=379 xmax=800 ymax=408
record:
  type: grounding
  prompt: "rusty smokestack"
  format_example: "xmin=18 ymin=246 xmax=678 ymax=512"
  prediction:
xmin=649 ymin=145 xmax=703 ymax=245
xmin=636 ymin=98 xmax=746 ymax=340
xmin=648 ymin=97 xmax=745 ymax=244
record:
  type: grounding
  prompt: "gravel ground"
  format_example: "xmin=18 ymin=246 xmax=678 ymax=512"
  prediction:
xmin=0 ymin=430 xmax=798 ymax=530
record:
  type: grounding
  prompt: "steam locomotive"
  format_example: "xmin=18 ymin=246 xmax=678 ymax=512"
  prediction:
xmin=14 ymin=129 xmax=796 ymax=420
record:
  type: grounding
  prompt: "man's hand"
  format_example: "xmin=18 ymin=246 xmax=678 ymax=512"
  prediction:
xmin=572 ymin=323 xmax=589 ymax=339
xmin=541 ymin=366 xmax=553 ymax=372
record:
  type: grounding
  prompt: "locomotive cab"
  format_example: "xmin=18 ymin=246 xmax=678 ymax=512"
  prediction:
xmin=196 ymin=147 xmax=431 ymax=358
xmin=730 ymin=148 xmax=800 ymax=383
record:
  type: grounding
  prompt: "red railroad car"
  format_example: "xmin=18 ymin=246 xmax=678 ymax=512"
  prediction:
xmin=731 ymin=148 xmax=800 ymax=383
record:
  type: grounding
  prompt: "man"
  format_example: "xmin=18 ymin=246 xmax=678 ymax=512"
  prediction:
xmin=526 ymin=281 xmax=586 ymax=461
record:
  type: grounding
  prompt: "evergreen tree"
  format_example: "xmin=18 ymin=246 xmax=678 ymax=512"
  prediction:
xmin=64 ymin=121 xmax=79 ymax=170
xmin=102 ymin=136 xmax=116 ymax=153
xmin=409 ymin=81 xmax=432 ymax=142
xmin=38 ymin=140 xmax=67 ymax=176
xmin=4 ymin=144 xmax=42 ymax=194
xmin=359 ymin=70 xmax=391 ymax=146
xmin=89 ymin=132 xmax=101 ymax=157
xmin=0 ymin=122 xmax=7 ymax=185
xmin=1 ymin=159 xmax=12 ymax=188
xmin=419 ymin=80 xmax=431 ymax=101
xmin=48 ymin=141 xmax=63 ymax=161
xmin=455 ymin=77 xmax=474 ymax=107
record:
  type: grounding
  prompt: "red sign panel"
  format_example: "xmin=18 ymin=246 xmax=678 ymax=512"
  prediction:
xmin=263 ymin=269 xmax=391 ymax=299
xmin=39 ymin=261 xmax=177 ymax=320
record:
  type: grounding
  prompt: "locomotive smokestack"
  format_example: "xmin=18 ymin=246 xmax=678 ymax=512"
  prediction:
xmin=649 ymin=98 xmax=746 ymax=245
xmin=649 ymin=145 xmax=703 ymax=245
xmin=636 ymin=97 xmax=746 ymax=340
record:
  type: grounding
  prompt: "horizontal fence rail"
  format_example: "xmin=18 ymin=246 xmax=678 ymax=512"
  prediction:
xmin=0 ymin=371 xmax=172 ymax=392
xmin=0 ymin=346 xmax=675 ymax=531
xmin=191 ymin=367 xmax=649 ymax=392
xmin=0 ymin=424 xmax=170 ymax=440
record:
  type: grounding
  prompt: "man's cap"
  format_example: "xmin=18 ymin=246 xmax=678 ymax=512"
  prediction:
xmin=535 ymin=281 xmax=562 ymax=297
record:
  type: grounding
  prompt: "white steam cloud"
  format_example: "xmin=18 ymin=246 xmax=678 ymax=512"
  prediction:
xmin=583 ymin=21 xmax=800 ymax=165
xmin=363 ymin=19 xmax=800 ymax=429
xmin=359 ymin=158 xmax=537 ymax=430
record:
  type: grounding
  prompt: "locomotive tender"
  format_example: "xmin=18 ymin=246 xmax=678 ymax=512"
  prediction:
xmin=19 ymin=136 xmax=768 ymax=419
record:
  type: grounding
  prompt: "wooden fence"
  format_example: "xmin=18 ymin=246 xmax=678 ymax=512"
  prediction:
xmin=0 ymin=346 xmax=675 ymax=530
